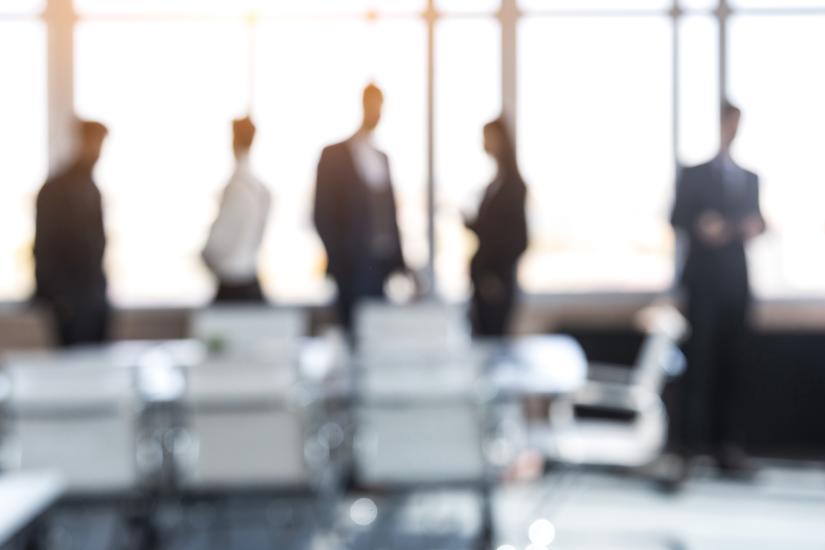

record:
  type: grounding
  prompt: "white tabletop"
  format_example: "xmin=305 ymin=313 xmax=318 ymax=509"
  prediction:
xmin=0 ymin=472 xmax=64 ymax=544
xmin=356 ymin=335 xmax=589 ymax=401
xmin=487 ymin=335 xmax=589 ymax=397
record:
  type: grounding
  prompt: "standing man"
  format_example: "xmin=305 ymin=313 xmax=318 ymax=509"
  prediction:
xmin=313 ymin=83 xmax=408 ymax=330
xmin=202 ymin=116 xmax=272 ymax=303
xmin=670 ymin=101 xmax=766 ymax=476
xmin=34 ymin=120 xmax=110 ymax=347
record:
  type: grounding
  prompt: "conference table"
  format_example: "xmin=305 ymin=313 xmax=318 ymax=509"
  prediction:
xmin=0 ymin=334 xmax=588 ymax=548
xmin=0 ymin=472 xmax=64 ymax=549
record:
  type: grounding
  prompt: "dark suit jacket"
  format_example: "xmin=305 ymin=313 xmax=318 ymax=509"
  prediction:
xmin=670 ymin=159 xmax=762 ymax=298
xmin=467 ymin=175 xmax=528 ymax=284
xmin=34 ymin=164 xmax=108 ymax=304
xmin=313 ymin=140 xmax=405 ymax=289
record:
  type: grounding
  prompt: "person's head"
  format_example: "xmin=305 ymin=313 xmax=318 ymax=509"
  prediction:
xmin=75 ymin=119 xmax=108 ymax=169
xmin=720 ymin=100 xmax=742 ymax=153
xmin=483 ymin=116 xmax=521 ymax=180
xmin=361 ymin=83 xmax=384 ymax=133
xmin=232 ymin=116 xmax=257 ymax=159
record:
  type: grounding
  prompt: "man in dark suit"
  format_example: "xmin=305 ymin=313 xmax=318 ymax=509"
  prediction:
xmin=313 ymin=84 xmax=408 ymax=330
xmin=670 ymin=101 xmax=765 ymax=475
xmin=34 ymin=120 xmax=110 ymax=347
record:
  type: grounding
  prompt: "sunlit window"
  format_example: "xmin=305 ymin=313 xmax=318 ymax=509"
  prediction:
xmin=678 ymin=16 xmax=720 ymax=166
xmin=0 ymin=0 xmax=43 ymax=14
xmin=730 ymin=0 xmax=825 ymax=8
xmin=729 ymin=15 xmax=825 ymax=297
xmin=0 ymin=17 xmax=47 ymax=301
xmin=4 ymin=1 xmax=825 ymax=304
xmin=518 ymin=16 xmax=674 ymax=292
xmin=75 ymin=21 xmax=249 ymax=305
xmin=519 ymin=0 xmax=670 ymax=10
xmin=252 ymin=18 xmax=427 ymax=303
xmin=434 ymin=18 xmax=501 ymax=300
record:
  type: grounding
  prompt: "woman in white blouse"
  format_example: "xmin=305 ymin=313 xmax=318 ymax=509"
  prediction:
xmin=202 ymin=117 xmax=272 ymax=303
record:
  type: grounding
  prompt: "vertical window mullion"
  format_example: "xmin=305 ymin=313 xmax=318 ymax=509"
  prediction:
xmin=426 ymin=0 xmax=437 ymax=294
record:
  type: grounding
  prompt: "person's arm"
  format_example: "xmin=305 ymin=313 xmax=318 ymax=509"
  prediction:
xmin=92 ymin=186 xmax=106 ymax=268
xmin=202 ymin=183 xmax=242 ymax=276
xmin=740 ymin=174 xmax=766 ymax=241
xmin=33 ymin=186 xmax=55 ymax=295
xmin=313 ymin=147 xmax=344 ymax=276
xmin=476 ymin=182 xmax=528 ymax=267
xmin=385 ymin=156 xmax=408 ymax=274
xmin=670 ymin=168 xmax=695 ymax=233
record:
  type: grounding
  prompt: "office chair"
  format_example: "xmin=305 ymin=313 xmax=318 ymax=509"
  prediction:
xmin=189 ymin=305 xmax=307 ymax=363
xmin=354 ymin=300 xmax=472 ymax=367
xmin=177 ymin=359 xmax=315 ymax=490
xmin=540 ymin=305 xmax=689 ymax=469
xmin=351 ymin=301 xmax=490 ymax=547
xmin=1 ymin=352 xmax=140 ymax=494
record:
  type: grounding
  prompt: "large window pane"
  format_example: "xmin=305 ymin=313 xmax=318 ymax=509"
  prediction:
xmin=0 ymin=21 xmax=47 ymax=300
xmin=730 ymin=0 xmax=825 ymax=8
xmin=0 ymin=0 xmax=43 ymax=14
xmin=253 ymin=19 xmax=427 ymax=302
xmin=434 ymin=18 xmax=501 ymax=300
xmin=520 ymin=0 xmax=671 ymax=11
xmin=729 ymin=15 xmax=825 ymax=296
xmin=76 ymin=0 xmax=424 ymax=16
xmin=437 ymin=0 xmax=500 ymax=13
xmin=75 ymin=22 xmax=248 ymax=305
xmin=519 ymin=16 xmax=674 ymax=292
xmin=678 ymin=16 xmax=719 ymax=166
xmin=679 ymin=0 xmax=718 ymax=10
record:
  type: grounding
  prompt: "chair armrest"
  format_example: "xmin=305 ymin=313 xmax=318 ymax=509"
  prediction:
xmin=573 ymin=381 xmax=663 ymax=416
xmin=586 ymin=363 xmax=634 ymax=385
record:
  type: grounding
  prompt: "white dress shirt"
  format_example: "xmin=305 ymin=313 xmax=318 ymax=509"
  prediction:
xmin=203 ymin=156 xmax=272 ymax=283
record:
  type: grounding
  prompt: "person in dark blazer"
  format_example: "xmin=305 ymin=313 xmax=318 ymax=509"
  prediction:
xmin=465 ymin=117 xmax=528 ymax=337
xmin=313 ymin=84 xmax=408 ymax=330
xmin=34 ymin=120 xmax=110 ymax=347
xmin=670 ymin=101 xmax=765 ymax=476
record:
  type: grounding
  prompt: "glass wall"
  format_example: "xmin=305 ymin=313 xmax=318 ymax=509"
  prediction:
xmin=2 ymin=0 xmax=825 ymax=304
xmin=0 ymin=5 xmax=47 ymax=300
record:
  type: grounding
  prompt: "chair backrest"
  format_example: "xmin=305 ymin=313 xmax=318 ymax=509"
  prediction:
xmin=630 ymin=305 xmax=689 ymax=394
xmin=354 ymin=364 xmax=485 ymax=486
xmin=2 ymin=352 xmax=139 ymax=493
xmin=190 ymin=306 xmax=306 ymax=363
xmin=179 ymin=360 xmax=310 ymax=488
xmin=355 ymin=301 xmax=471 ymax=365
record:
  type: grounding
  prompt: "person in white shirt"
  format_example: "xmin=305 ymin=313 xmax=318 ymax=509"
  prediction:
xmin=202 ymin=117 xmax=272 ymax=303
xmin=313 ymin=84 xmax=409 ymax=330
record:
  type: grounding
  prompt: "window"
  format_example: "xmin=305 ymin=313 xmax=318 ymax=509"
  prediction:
xmin=252 ymin=18 xmax=427 ymax=303
xmin=0 ymin=12 xmax=46 ymax=300
xmin=728 ymin=15 xmax=825 ymax=296
xmin=75 ymin=21 xmax=249 ymax=305
xmin=519 ymin=0 xmax=671 ymax=10
xmin=518 ymin=16 xmax=674 ymax=292
xmin=678 ymin=16 xmax=720 ymax=166
xmin=435 ymin=18 xmax=501 ymax=300
xmin=73 ymin=5 xmax=426 ymax=305
xmin=6 ymin=0 xmax=825 ymax=304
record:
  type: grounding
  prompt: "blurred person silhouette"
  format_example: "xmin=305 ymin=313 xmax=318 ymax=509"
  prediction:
xmin=33 ymin=119 xmax=110 ymax=347
xmin=202 ymin=116 xmax=271 ymax=303
xmin=313 ymin=83 xmax=410 ymax=330
xmin=465 ymin=117 xmax=528 ymax=337
xmin=670 ymin=100 xmax=765 ymax=479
